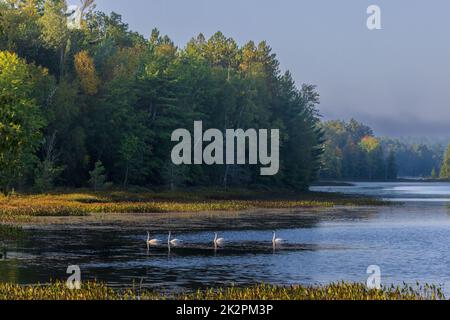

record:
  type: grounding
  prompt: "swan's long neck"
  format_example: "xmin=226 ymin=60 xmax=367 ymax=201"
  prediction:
xmin=272 ymin=232 xmax=276 ymax=242
xmin=147 ymin=232 xmax=150 ymax=242
xmin=168 ymin=232 xmax=171 ymax=243
xmin=214 ymin=233 xmax=217 ymax=242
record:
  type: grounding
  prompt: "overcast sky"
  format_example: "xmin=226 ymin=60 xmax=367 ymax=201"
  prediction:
xmin=80 ymin=0 xmax=450 ymax=138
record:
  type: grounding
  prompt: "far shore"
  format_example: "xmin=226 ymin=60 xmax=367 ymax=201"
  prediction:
xmin=314 ymin=179 xmax=450 ymax=186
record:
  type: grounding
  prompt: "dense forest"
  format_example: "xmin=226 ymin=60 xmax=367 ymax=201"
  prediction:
xmin=320 ymin=119 xmax=449 ymax=181
xmin=1 ymin=1 xmax=449 ymax=196
xmin=0 ymin=0 xmax=324 ymax=194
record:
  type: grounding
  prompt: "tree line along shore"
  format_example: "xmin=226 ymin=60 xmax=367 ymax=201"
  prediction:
xmin=1 ymin=1 xmax=449 ymax=198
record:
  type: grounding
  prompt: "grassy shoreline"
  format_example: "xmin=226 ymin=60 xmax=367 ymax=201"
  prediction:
xmin=0 ymin=281 xmax=443 ymax=300
xmin=0 ymin=188 xmax=387 ymax=223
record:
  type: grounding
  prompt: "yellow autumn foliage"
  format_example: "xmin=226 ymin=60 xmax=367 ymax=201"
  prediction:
xmin=74 ymin=50 xmax=100 ymax=95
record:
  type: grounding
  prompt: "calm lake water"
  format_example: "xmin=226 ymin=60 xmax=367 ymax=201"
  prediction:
xmin=1 ymin=182 xmax=450 ymax=293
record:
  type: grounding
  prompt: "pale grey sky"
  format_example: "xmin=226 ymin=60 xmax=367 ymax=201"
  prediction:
xmin=78 ymin=0 xmax=450 ymax=137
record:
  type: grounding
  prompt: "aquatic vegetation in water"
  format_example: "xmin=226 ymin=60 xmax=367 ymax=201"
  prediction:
xmin=0 ymin=189 xmax=387 ymax=223
xmin=0 ymin=281 xmax=443 ymax=300
xmin=181 ymin=283 xmax=445 ymax=301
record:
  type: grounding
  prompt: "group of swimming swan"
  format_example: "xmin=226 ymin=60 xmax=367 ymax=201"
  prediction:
xmin=146 ymin=231 xmax=285 ymax=248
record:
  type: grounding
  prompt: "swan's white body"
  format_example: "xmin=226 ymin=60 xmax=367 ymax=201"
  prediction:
xmin=147 ymin=232 xmax=162 ymax=246
xmin=168 ymin=231 xmax=182 ymax=246
xmin=272 ymin=232 xmax=284 ymax=245
xmin=214 ymin=232 xmax=225 ymax=246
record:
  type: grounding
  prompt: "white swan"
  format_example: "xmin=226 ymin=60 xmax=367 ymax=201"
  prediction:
xmin=168 ymin=231 xmax=182 ymax=246
xmin=214 ymin=232 xmax=225 ymax=247
xmin=147 ymin=231 xmax=162 ymax=246
xmin=272 ymin=231 xmax=285 ymax=246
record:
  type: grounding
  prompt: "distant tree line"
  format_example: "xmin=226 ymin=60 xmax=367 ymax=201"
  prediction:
xmin=0 ymin=0 xmax=323 ymax=194
xmin=381 ymin=138 xmax=444 ymax=179
xmin=320 ymin=119 xmax=450 ymax=181
xmin=319 ymin=119 xmax=397 ymax=181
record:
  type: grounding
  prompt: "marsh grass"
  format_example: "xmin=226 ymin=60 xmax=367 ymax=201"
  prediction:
xmin=0 ymin=188 xmax=387 ymax=223
xmin=0 ymin=281 xmax=443 ymax=300
xmin=180 ymin=283 xmax=445 ymax=300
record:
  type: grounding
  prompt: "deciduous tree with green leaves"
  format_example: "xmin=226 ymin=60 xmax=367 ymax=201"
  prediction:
xmin=440 ymin=144 xmax=450 ymax=180
xmin=0 ymin=2 xmax=326 ymax=192
xmin=39 ymin=0 xmax=70 ymax=78
xmin=0 ymin=51 xmax=46 ymax=194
